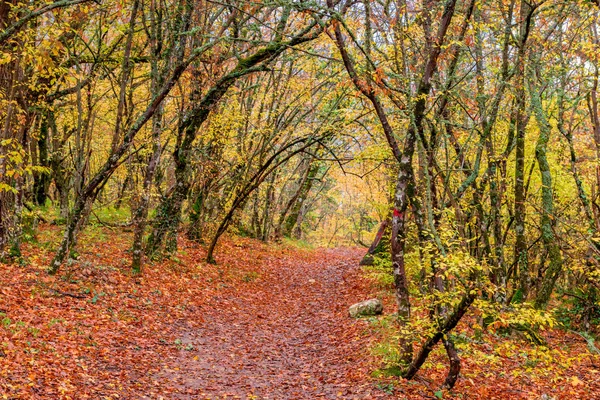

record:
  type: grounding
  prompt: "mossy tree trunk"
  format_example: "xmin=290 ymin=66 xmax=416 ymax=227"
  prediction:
xmin=514 ymin=0 xmax=534 ymax=300
xmin=529 ymin=47 xmax=563 ymax=310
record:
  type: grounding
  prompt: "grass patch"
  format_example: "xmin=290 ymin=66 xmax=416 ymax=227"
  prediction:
xmin=91 ymin=205 xmax=131 ymax=225
xmin=242 ymin=271 xmax=260 ymax=282
xmin=362 ymin=254 xmax=394 ymax=288
xmin=372 ymin=365 xmax=403 ymax=378
xmin=280 ymin=237 xmax=314 ymax=250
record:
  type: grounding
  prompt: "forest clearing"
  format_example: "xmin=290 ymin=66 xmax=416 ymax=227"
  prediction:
xmin=3 ymin=0 xmax=600 ymax=398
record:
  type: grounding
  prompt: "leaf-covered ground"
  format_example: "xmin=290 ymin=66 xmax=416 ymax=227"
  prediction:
xmin=1 ymin=225 xmax=599 ymax=399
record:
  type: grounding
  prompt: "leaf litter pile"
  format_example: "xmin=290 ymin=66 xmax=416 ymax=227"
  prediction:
xmin=1 ymin=225 xmax=599 ymax=399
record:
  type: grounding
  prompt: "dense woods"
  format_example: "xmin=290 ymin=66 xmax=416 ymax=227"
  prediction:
xmin=2 ymin=0 xmax=600 ymax=397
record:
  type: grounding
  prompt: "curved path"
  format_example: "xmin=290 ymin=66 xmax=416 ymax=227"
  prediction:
xmin=157 ymin=247 xmax=390 ymax=399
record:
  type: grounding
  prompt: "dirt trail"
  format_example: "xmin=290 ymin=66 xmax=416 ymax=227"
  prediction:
xmin=158 ymin=247 xmax=389 ymax=399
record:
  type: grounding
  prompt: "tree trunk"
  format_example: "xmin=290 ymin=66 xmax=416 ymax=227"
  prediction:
xmin=131 ymin=85 xmax=163 ymax=272
xmin=33 ymin=112 xmax=51 ymax=205
xmin=529 ymin=58 xmax=563 ymax=310
xmin=282 ymin=161 xmax=318 ymax=237
xmin=402 ymin=293 xmax=475 ymax=381
xmin=260 ymin=173 xmax=276 ymax=241
xmin=514 ymin=0 xmax=534 ymax=301
xmin=391 ymin=143 xmax=416 ymax=366
xmin=359 ymin=218 xmax=390 ymax=265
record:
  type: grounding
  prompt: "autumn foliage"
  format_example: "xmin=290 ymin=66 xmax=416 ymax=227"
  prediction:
xmin=0 ymin=225 xmax=598 ymax=398
xmin=3 ymin=0 xmax=600 ymax=397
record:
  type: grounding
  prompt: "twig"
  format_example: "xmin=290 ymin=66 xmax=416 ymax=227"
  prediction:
xmin=49 ymin=288 xmax=88 ymax=299
xmin=569 ymin=330 xmax=600 ymax=355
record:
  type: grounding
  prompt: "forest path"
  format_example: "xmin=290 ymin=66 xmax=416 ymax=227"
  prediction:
xmin=157 ymin=246 xmax=390 ymax=399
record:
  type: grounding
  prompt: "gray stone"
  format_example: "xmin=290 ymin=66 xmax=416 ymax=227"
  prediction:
xmin=349 ymin=298 xmax=383 ymax=318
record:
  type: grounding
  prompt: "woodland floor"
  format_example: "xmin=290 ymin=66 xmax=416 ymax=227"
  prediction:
xmin=1 ymin=224 xmax=600 ymax=399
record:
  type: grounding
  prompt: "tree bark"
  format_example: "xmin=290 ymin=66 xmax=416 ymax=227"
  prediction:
xmin=282 ymin=161 xmax=319 ymax=237
xmin=514 ymin=0 xmax=534 ymax=300
xmin=529 ymin=56 xmax=563 ymax=310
